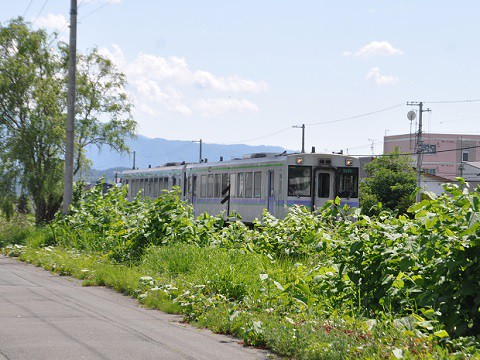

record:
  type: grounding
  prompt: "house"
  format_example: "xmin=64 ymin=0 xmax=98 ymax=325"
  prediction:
xmin=384 ymin=133 xmax=480 ymax=182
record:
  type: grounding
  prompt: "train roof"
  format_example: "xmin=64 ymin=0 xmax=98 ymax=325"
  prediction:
xmin=122 ymin=152 xmax=359 ymax=177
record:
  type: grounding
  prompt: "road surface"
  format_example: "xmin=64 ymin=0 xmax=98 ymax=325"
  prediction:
xmin=0 ymin=255 xmax=272 ymax=360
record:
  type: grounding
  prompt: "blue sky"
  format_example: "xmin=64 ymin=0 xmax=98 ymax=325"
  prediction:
xmin=2 ymin=1 xmax=480 ymax=155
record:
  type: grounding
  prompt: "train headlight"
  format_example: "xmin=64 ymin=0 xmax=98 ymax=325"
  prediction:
xmin=345 ymin=159 xmax=353 ymax=166
xmin=296 ymin=156 xmax=303 ymax=165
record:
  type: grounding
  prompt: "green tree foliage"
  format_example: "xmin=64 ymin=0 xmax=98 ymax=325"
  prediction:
xmin=0 ymin=17 xmax=136 ymax=224
xmin=16 ymin=193 xmax=30 ymax=215
xmin=51 ymin=183 xmax=480 ymax=342
xmin=360 ymin=148 xmax=416 ymax=215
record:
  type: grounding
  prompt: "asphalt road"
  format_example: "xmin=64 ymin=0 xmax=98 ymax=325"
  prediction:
xmin=0 ymin=255 xmax=272 ymax=360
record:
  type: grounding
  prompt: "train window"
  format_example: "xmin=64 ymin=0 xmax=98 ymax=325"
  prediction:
xmin=245 ymin=172 xmax=253 ymax=198
xmin=237 ymin=173 xmax=244 ymax=198
xmin=201 ymin=175 xmax=207 ymax=197
xmin=337 ymin=167 xmax=359 ymax=198
xmin=221 ymin=174 xmax=229 ymax=194
xmin=159 ymin=177 xmax=163 ymax=194
xmin=317 ymin=173 xmax=330 ymax=198
xmin=279 ymin=172 xmax=282 ymax=195
xmin=254 ymin=172 xmax=262 ymax=198
xmin=158 ymin=178 xmax=163 ymax=193
xmin=192 ymin=175 xmax=197 ymax=197
xmin=230 ymin=173 xmax=236 ymax=198
xmin=288 ymin=166 xmax=311 ymax=197
xmin=151 ymin=178 xmax=156 ymax=197
xmin=146 ymin=179 xmax=151 ymax=197
xmin=207 ymin=174 xmax=214 ymax=198
xmin=138 ymin=179 xmax=143 ymax=197
xmin=214 ymin=174 xmax=221 ymax=198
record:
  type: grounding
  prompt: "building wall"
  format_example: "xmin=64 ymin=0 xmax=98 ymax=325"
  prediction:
xmin=384 ymin=133 xmax=480 ymax=180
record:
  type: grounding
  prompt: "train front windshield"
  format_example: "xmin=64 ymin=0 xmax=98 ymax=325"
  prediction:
xmin=337 ymin=167 xmax=359 ymax=198
xmin=288 ymin=166 xmax=312 ymax=197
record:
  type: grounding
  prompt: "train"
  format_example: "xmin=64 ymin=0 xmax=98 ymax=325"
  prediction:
xmin=121 ymin=151 xmax=360 ymax=222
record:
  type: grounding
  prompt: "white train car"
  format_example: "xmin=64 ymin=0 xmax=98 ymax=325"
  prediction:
xmin=122 ymin=163 xmax=184 ymax=199
xmin=121 ymin=152 xmax=359 ymax=223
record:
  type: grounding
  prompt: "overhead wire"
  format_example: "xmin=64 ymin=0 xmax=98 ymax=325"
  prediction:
xmin=79 ymin=1 xmax=111 ymax=21
xmin=223 ymin=126 xmax=292 ymax=145
xmin=350 ymin=143 xmax=480 ymax=158
xmin=23 ymin=0 xmax=35 ymax=18
xmin=224 ymin=103 xmax=405 ymax=146
xmin=305 ymin=103 xmax=404 ymax=126
xmin=32 ymin=0 xmax=49 ymax=24
xmin=424 ymin=98 xmax=480 ymax=104
xmin=135 ymin=142 xmax=194 ymax=158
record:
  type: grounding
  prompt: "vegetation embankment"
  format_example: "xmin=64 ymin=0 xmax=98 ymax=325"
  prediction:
xmin=2 ymin=182 xmax=480 ymax=359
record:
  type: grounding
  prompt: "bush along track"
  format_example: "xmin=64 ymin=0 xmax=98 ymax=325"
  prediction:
xmin=3 ymin=181 xmax=480 ymax=359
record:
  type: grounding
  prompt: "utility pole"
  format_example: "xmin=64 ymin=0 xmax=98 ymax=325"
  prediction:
xmin=460 ymin=137 xmax=464 ymax=177
xmin=368 ymin=138 xmax=375 ymax=155
xmin=407 ymin=101 xmax=431 ymax=202
xmin=62 ymin=0 xmax=77 ymax=215
xmin=192 ymin=139 xmax=202 ymax=162
xmin=293 ymin=124 xmax=305 ymax=153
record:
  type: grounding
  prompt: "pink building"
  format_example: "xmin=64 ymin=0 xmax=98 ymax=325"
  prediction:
xmin=383 ymin=133 xmax=480 ymax=183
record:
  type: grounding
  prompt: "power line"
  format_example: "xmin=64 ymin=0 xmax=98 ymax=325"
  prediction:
xmin=135 ymin=142 xmax=194 ymax=158
xmin=223 ymin=104 xmax=405 ymax=145
xmin=224 ymin=126 xmax=292 ymax=145
xmin=32 ymin=0 xmax=49 ymax=24
xmin=351 ymin=143 xmax=480 ymax=158
xmin=425 ymin=98 xmax=480 ymax=104
xmin=79 ymin=2 xmax=111 ymax=21
xmin=305 ymin=103 xmax=404 ymax=126
xmin=23 ymin=0 xmax=35 ymax=17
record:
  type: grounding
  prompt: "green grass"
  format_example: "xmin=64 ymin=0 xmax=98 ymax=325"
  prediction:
xmin=4 ymin=238 xmax=458 ymax=359
xmin=2 ymin=184 xmax=479 ymax=360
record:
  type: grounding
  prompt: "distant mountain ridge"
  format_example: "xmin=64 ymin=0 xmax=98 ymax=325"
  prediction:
xmin=87 ymin=135 xmax=287 ymax=170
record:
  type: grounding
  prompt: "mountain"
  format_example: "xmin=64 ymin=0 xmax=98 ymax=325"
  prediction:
xmin=87 ymin=135 xmax=287 ymax=170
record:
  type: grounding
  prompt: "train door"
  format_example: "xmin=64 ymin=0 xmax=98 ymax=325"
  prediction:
xmin=314 ymin=170 xmax=335 ymax=210
xmin=267 ymin=171 xmax=275 ymax=215
xmin=191 ymin=175 xmax=197 ymax=205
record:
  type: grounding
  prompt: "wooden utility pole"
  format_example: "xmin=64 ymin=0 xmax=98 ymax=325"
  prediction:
xmin=62 ymin=0 xmax=77 ymax=214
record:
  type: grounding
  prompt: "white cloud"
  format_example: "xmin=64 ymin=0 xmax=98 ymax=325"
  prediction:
xmin=99 ymin=45 xmax=266 ymax=117
xmin=35 ymin=14 xmax=68 ymax=30
xmin=343 ymin=41 xmax=404 ymax=58
xmin=365 ymin=67 xmax=399 ymax=85
xmin=139 ymin=104 xmax=157 ymax=116
xmin=193 ymin=71 xmax=268 ymax=93
xmin=194 ymin=98 xmax=260 ymax=117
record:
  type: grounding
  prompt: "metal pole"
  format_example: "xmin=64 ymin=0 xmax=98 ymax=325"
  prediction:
xmin=199 ymin=139 xmax=202 ymax=163
xmin=62 ymin=0 xmax=77 ymax=215
xmin=132 ymin=150 xmax=136 ymax=169
xmin=293 ymin=124 xmax=305 ymax=153
xmin=301 ymin=124 xmax=305 ymax=153
xmin=416 ymin=102 xmax=423 ymax=202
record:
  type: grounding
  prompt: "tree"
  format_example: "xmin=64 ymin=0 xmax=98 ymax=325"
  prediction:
xmin=0 ymin=18 xmax=136 ymax=224
xmin=360 ymin=148 xmax=417 ymax=216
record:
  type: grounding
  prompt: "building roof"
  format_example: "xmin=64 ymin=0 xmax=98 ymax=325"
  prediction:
xmin=465 ymin=161 xmax=480 ymax=169
xmin=421 ymin=172 xmax=453 ymax=182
